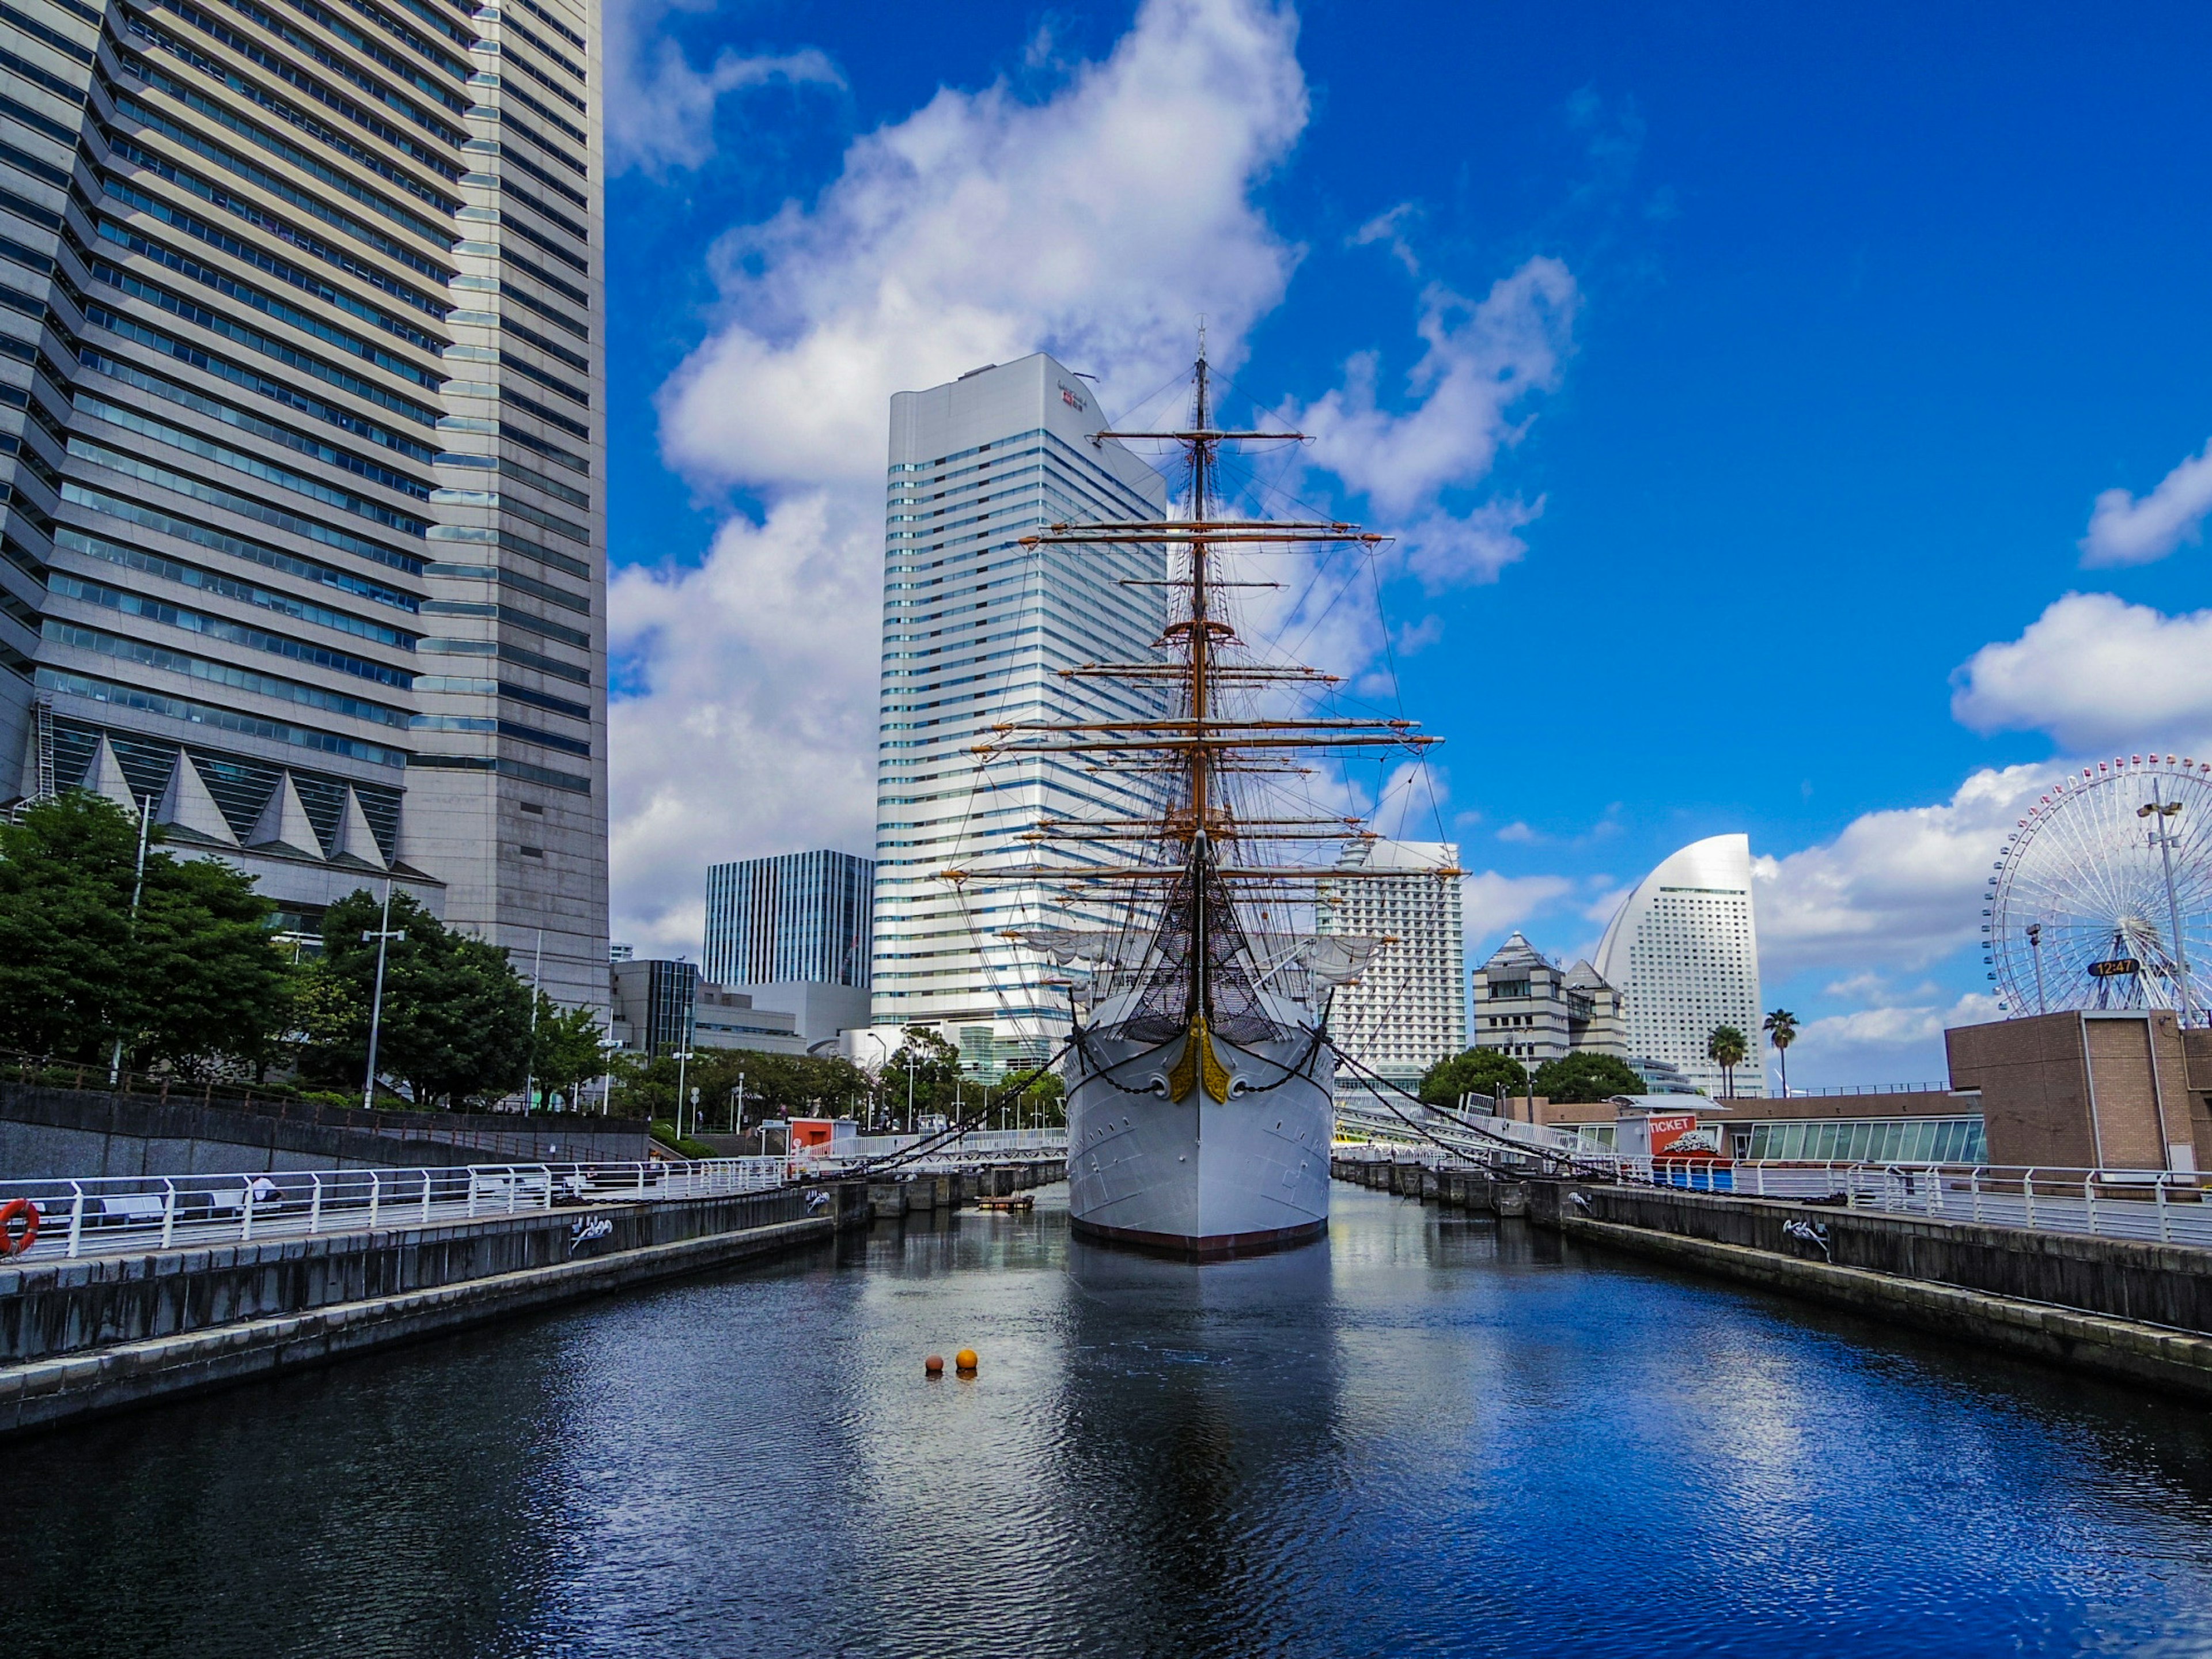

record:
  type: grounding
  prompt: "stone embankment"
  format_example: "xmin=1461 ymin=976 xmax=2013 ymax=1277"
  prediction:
xmin=1334 ymin=1154 xmax=2212 ymax=1401
xmin=0 ymin=1158 xmax=1065 ymax=1436
xmin=866 ymin=1160 xmax=1065 ymax=1218
xmin=0 ymin=1183 xmax=869 ymax=1436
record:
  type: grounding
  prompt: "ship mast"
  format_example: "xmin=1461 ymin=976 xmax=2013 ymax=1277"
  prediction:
xmin=947 ymin=337 xmax=1459 ymax=1039
xmin=1187 ymin=347 xmax=1215 ymax=1025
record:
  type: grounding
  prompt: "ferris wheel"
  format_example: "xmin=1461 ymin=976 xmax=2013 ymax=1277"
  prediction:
xmin=1986 ymin=753 xmax=2212 ymax=1025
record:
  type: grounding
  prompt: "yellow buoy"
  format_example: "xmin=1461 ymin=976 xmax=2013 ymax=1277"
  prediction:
xmin=955 ymin=1347 xmax=979 ymax=1373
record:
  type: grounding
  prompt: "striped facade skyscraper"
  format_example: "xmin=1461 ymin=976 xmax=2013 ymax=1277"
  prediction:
xmin=1316 ymin=838 xmax=1467 ymax=1087
xmin=703 ymin=848 xmax=873 ymax=989
xmin=0 ymin=0 xmax=609 ymax=1006
xmin=869 ymin=354 xmax=1167 ymax=1046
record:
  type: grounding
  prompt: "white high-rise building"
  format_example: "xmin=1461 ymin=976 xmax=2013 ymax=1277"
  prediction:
xmin=869 ymin=355 xmax=1168 ymax=1049
xmin=1317 ymin=838 xmax=1465 ymax=1086
xmin=1593 ymin=832 xmax=1764 ymax=1096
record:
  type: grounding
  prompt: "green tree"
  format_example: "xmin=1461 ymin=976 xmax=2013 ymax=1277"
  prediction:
xmin=309 ymin=889 xmax=532 ymax=1107
xmin=607 ymin=1047 xmax=872 ymax=1132
xmin=1002 ymin=1066 xmax=1066 ymax=1129
xmin=1419 ymin=1047 xmax=1529 ymax=1107
xmin=1763 ymin=1009 xmax=1799 ymax=1097
xmin=0 ymin=793 xmax=147 ymax=1062
xmin=131 ymin=853 xmax=293 ymax=1077
xmin=1707 ymin=1025 xmax=1749 ymax=1099
xmin=529 ymin=997 xmax=607 ymax=1111
xmin=884 ymin=1026 xmax=962 ymax=1125
xmin=0 ymin=794 xmax=289 ymax=1072
xmin=1530 ymin=1051 xmax=1646 ymax=1104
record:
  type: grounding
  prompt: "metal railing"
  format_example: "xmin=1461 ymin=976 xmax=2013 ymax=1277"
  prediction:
xmin=1647 ymin=1159 xmax=2212 ymax=1249
xmin=1335 ymin=1137 xmax=2212 ymax=1253
xmin=792 ymin=1127 xmax=1066 ymax=1169
xmin=0 ymin=1157 xmax=793 ymax=1264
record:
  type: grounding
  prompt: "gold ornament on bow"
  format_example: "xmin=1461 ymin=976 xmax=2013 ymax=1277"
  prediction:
xmin=1166 ymin=1013 xmax=1233 ymax=1104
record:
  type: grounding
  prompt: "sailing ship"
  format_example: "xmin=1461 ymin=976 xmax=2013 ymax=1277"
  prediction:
xmin=955 ymin=344 xmax=1451 ymax=1259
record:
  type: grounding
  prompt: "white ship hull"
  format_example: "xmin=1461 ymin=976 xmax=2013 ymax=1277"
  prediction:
xmin=1065 ymin=1018 xmax=1334 ymax=1259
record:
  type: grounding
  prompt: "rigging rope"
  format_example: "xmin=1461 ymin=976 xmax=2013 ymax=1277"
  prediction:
xmin=1323 ymin=1039 xmax=1617 ymax=1180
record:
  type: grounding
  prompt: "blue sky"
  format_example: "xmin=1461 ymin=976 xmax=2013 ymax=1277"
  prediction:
xmin=599 ymin=0 xmax=2212 ymax=1086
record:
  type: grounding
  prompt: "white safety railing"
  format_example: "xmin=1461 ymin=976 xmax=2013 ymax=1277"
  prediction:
xmin=1334 ymin=1111 xmax=1619 ymax=1171
xmin=1653 ymin=1159 xmax=2212 ymax=1249
xmin=1334 ymin=1139 xmax=2212 ymax=1252
xmin=793 ymin=1127 xmax=1066 ymax=1168
xmin=0 ymin=1156 xmax=793 ymax=1264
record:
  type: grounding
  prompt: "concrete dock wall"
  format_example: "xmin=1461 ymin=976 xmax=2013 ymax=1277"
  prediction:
xmin=1334 ymin=1157 xmax=2212 ymax=1400
xmin=0 ymin=1181 xmax=868 ymax=1435
xmin=1526 ymin=1180 xmax=2212 ymax=1335
xmin=0 ymin=1082 xmax=652 ymax=1179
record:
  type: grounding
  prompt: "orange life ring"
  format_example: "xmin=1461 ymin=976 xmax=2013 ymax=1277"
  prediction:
xmin=0 ymin=1197 xmax=39 ymax=1256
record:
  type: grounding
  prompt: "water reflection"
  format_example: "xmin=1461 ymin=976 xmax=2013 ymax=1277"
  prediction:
xmin=8 ymin=1187 xmax=2212 ymax=1657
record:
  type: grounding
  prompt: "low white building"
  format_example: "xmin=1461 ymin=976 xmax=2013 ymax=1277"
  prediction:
xmin=1469 ymin=933 xmax=1626 ymax=1066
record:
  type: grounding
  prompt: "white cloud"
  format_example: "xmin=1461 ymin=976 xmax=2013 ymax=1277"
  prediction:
xmin=1950 ymin=592 xmax=2212 ymax=754
xmin=2081 ymin=437 xmax=2212 ymax=567
xmin=657 ymin=0 xmax=1309 ymax=491
xmin=1460 ymin=871 xmax=1574 ymax=940
xmin=608 ymin=498 xmax=885 ymax=952
xmin=1751 ymin=762 xmax=2063 ymax=980
xmin=1291 ymin=262 xmax=1576 ymax=581
xmin=613 ymin=0 xmax=1581 ymax=953
xmin=611 ymin=0 xmax=1312 ymax=951
xmin=1780 ymin=994 xmax=1999 ymax=1089
xmin=603 ymin=0 xmax=841 ymax=175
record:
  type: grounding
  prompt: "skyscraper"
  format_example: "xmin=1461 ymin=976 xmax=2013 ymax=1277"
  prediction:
xmin=704 ymin=848 xmax=873 ymax=988
xmin=870 ymin=354 xmax=1168 ymax=1044
xmin=0 ymin=0 xmax=609 ymax=1006
xmin=1593 ymin=832 xmax=1764 ymax=1096
xmin=1317 ymin=838 xmax=1465 ymax=1087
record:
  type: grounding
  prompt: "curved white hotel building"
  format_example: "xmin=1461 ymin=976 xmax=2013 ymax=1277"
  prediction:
xmin=1593 ymin=832 xmax=1764 ymax=1096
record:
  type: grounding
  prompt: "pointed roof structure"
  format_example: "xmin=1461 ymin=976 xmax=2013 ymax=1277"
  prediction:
xmin=78 ymin=736 xmax=142 ymax=817
xmin=156 ymin=752 xmax=238 ymax=846
xmin=1481 ymin=930 xmax=1554 ymax=972
xmin=245 ymin=772 xmax=324 ymax=859
xmin=327 ymin=786 xmax=387 ymax=869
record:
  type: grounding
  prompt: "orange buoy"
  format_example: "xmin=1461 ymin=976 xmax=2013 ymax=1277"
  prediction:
xmin=955 ymin=1347 xmax=978 ymax=1373
xmin=0 ymin=1197 xmax=37 ymax=1257
xmin=924 ymin=1354 xmax=945 ymax=1376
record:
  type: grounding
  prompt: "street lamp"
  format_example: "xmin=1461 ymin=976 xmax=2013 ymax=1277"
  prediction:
xmin=361 ymin=879 xmax=406 ymax=1113
xmin=2139 ymin=798 xmax=2196 ymax=1027
xmin=671 ymin=1049 xmax=698 ymax=1140
xmin=2025 ymin=922 xmax=2046 ymax=1016
xmin=597 ymin=1035 xmax=623 ymax=1117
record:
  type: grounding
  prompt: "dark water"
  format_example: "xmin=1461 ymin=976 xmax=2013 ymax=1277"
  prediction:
xmin=12 ymin=1186 xmax=2212 ymax=1657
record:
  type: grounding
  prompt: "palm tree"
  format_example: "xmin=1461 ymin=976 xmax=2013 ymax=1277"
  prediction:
xmin=1763 ymin=1009 xmax=1799 ymax=1097
xmin=1707 ymin=1025 xmax=1749 ymax=1099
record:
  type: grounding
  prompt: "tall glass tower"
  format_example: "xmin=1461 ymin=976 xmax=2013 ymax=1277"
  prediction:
xmin=870 ymin=354 xmax=1166 ymax=1050
xmin=0 ymin=0 xmax=609 ymax=1007
xmin=1593 ymin=832 xmax=1765 ymax=1096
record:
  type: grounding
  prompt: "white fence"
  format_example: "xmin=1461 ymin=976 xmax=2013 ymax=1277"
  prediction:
xmin=1679 ymin=1160 xmax=2212 ymax=1250
xmin=793 ymin=1127 xmax=1066 ymax=1169
xmin=1332 ymin=1104 xmax=1597 ymax=1165
xmin=0 ymin=1157 xmax=792 ymax=1264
